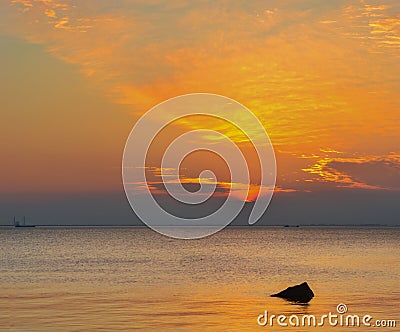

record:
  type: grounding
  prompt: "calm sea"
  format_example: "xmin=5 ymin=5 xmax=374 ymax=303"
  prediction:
xmin=0 ymin=227 xmax=399 ymax=331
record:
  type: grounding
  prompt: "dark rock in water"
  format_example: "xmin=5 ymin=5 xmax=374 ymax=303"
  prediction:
xmin=271 ymin=282 xmax=314 ymax=303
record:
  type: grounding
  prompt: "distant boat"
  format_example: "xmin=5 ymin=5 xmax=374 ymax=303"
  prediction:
xmin=13 ymin=216 xmax=35 ymax=228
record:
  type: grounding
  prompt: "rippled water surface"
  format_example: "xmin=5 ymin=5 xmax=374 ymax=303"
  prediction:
xmin=1 ymin=227 xmax=399 ymax=331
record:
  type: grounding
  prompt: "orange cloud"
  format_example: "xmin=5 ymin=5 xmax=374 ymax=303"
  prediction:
xmin=125 ymin=166 xmax=277 ymax=202
xmin=302 ymin=154 xmax=400 ymax=190
xmin=2 ymin=1 xmax=400 ymax=194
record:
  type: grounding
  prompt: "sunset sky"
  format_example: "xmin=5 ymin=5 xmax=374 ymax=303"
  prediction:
xmin=1 ymin=0 xmax=399 ymax=225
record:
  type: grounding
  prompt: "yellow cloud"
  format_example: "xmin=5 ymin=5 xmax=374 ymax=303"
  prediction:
xmin=2 ymin=0 xmax=400 ymax=193
xmin=44 ymin=8 xmax=56 ymax=18
xmin=302 ymin=154 xmax=400 ymax=190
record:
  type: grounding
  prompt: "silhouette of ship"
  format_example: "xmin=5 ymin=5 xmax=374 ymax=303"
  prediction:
xmin=13 ymin=216 xmax=35 ymax=228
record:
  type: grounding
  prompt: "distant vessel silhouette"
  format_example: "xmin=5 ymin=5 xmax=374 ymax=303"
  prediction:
xmin=13 ymin=216 xmax=35 ymax=228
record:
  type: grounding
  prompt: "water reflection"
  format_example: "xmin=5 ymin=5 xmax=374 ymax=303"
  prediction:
xmin=0 ymin=227 xmax=399 ymax=331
